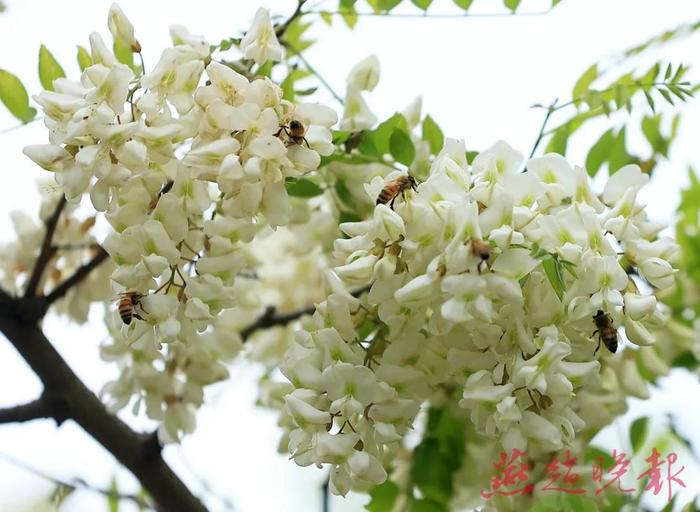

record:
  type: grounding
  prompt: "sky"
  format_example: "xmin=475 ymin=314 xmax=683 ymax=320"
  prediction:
xmin=0 ymin=1 xmax=699 ymax=511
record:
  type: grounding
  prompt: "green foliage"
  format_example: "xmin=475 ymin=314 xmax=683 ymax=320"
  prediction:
xmin=453 ymin=0 xmax=473 ymax=10
xmin=285 ymin=177 xmax=325 ymax=197
xmin=422 ymin=115 xmax=444 ymax=155
xmin=49 ymin=483 xmax=76 ymax=507
xmin=411 ymin=0 xmax=433 ymax=9
xmin=339 ymin=0 xmax=359 ymax=28
xmin=0 ymin=69 xmax=36 ymax=123
xmin=528 ymin=494 xmax=599 ymax=512
xmin=38 ymin=44 xmax=66 ymax=91
xmin=366 ymin=480 xmax=400 ymax=512
xmin=377 ymin=0 xmax=402 ymax=11
xmin=531 ymin=245 xmax=567 ymax=300
xmin=585 ymin=128 xmax=615 ymax=176
xmin=572 ymin=64 xmax=598 ymax=100
xmin=630 ymin=416 xmax=649 ymax=453
xmin=408 ymin=407 xmax=466 ymax=509
xmin=677 ymin=168 xmax=700 ymax=292
xmin=503 ymin=0 xmax=521 ymax=12
xmin=281 ymin=67 xmax=313 ymax=101
xmin=389 ymin=129 xmax=415 ymax=166
xmin=283 ymin=17 xmax=315 ymax=53
xmin=108 ymin=476 xmax=120 ymax=512
xmin=77 ymin=45 xmax=93 ymax=71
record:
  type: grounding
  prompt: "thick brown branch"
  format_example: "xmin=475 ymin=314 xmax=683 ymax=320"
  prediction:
xmin=24 ymin=196 xmax=67 ymax=298
xmin=0 ymin=289 xmax=207 ymax=512
xmin=45 ymin=247 xmax=109 ymax=306
xmin=0 ymin=398 xmax=50 ymax=424
xmin=241 ymin=284 xmax=371 ymax=341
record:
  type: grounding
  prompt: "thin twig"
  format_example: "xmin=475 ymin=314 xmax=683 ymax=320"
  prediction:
xmin=241 ymin=284 xmax=371 ymax=341
xmin=0 ymin=452 xmax=154 ymax=510
xmin=0 ymin=116 xmax=43 ymax=135
xmin=284 ymin=42 xmax=344 ymax=104
xmin=304 ymin=8 xmax=553 ymax=19
xmin=528 ymin=98 xmax=558 ymax=160
xmin=25 ymin=196 xmax=67 ymax=298
xmin=44 ymin=246 xmax=110 ymax=305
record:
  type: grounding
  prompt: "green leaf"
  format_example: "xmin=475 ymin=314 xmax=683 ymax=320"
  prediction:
xmin=453 ymin=0 xmax=474 ymax=10
xmin=340 ymin=211 xmax=362 ymax=223
xmin=285 ymin=178 xmax=324 ymax=197
xmin=412 ymin=0 xmax=433 ymax=9
xmin=108 ymin=477 xmax=120 ymax=512
xmin=608 ymin=127 xmax=631 ymax=174
xmin=422 ymin=115 xmax=444 ymax=154
xmin=466 ymin=150 xmax=479 ymax=164
xmin=378 ymin=0 xmax=402 ymax=10
xmin=411 ymin=500 xmax=446 ymax=512
xmin=341 ymin=8 xmax=358 ymax=29
xmin=49 ymin=483 xmax=76 ymax=507
xmin=366 ymin=481 xmax=400 ymax=512
xmin=542 ymin=258 xmax=565 ymax=300
xmin=390 ymin=130 xmax=416 ymax=166
xmin=503 ymin=0 xmax=521 ymax=12
xmin=641 ymin=115 xmax=668 ymax=157
xmin=411 ymin=408 xmax=465 ymax=507
xmin=0 ymin=69 xmax=36 ymax=123
xmin=671 ymin=351 xmax=699 ymax=369
xmin=373 ymin=113 xmax=409 ymax=155
xmin=320 ymin=11 xmax=334 ymax=25
xmin=545 ymin=126 xmax=569 ymax=155
xmin=335 ymin=179 xmax=353 ymax=205
xmin=38 ymin=45 xmax=66 ymax=91
xmin=630 ymin=416 xmax=649 ymax=453
xmin=77 ymin=45 xmax=93 ymax=71
xmin=572 ymin=64 xmax=598 ymax=100
xmin=585 ymin=128 xmax=615 ymax=176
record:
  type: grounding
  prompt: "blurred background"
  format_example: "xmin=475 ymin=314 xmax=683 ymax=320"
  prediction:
xmin=0 ymin=0 xmax=699 ymax=510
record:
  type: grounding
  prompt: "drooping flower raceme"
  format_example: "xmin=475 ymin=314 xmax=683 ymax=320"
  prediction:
xmin=280 ymin=140 xmax=677 ymax=495
xmin=21 ymin=6 xmax=336 ymax=441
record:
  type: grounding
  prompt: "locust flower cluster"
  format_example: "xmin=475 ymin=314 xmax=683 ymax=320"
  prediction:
xmin=281 ymin=140 xmax=677 ymax=495
xmin=22 ymin=4 xmax=336 ymax=441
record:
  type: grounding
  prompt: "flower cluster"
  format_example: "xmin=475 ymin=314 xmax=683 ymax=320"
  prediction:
xmin=21 ymin=4 xmax=336 ymax=441
xmin=280 ymin=139 xmax=678 ymax=494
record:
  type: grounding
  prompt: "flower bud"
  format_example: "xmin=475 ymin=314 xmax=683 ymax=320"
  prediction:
xmin=108 ymin=3 xmax=141 ymax=53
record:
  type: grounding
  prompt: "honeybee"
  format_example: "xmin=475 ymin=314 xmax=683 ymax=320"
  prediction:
xmin=275 ymin=119 xmax=309 ymax=147
xmin=471 ymin=238 xmax=492 ymax=272
xmin=592 ymin=310 xmax=618 ymax=355
xmin=376 ymin=175 xmax=417 ymax=209
xmin=118 ymin=291 xmax=144 ymax=325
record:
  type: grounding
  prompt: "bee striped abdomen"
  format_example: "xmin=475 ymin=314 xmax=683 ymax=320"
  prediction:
xmin=376 ymin=175 xmax=416 ymax=208
xmin=593 ymin=310 xmax=618 ymax=354
xmin=376 ymin=185 xmax=397 ymax=205
xmin=118 ymin=292 xmax=142 ymax=325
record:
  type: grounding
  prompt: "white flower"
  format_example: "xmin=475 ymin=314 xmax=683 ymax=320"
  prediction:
xmin=347 ymin=55 xmax=380 ymax=92
xmin=240 ymin=8 xmax=283 ymax=65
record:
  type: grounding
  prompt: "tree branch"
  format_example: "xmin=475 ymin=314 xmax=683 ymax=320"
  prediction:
xmin=24 ymin=196 xmax=67 ymax=298
xmin=275 ymin=0 xmax=309 ymax=39
xmin=44 ymin=246 xmax=110 ymax=306
xmin=0 ymin=452 xmax=154 ymax=510
xmin=0 ymin=398 xmax=51 ymax=424
xmin=0 ymin=289 xmax=207 ymax=512
xmin=304 ymin=8 xmax=554 ymax=19
xmin=528 ymin=98 xmax=559 ymax=160
xmin=241 ymin=284 xmax=371 ymax=341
